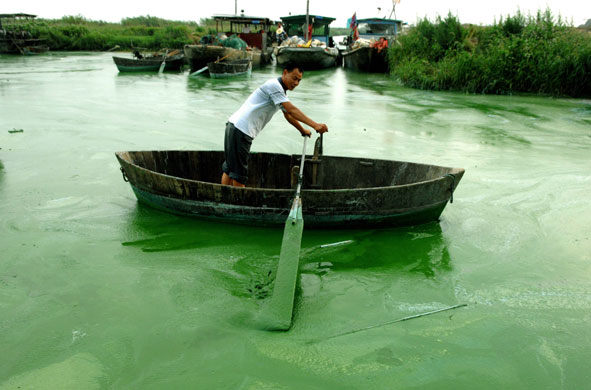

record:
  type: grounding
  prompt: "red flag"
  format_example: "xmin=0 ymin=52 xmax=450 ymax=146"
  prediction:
xmin=350 ymin=12 xmax=359 ymax=41
xmin=350 ymin=12 xmax=357 ymax=30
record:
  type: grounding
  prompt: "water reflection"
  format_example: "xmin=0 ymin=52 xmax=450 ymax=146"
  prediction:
xmin=120 ymin=203 xmax=286 ymax=303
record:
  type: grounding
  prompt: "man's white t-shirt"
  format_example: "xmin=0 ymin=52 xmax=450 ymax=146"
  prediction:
xmin=229 ymin=78 xmax=289 ymax=138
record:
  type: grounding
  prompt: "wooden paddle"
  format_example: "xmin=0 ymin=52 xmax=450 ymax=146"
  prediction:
xmin=261 ymin=136 xmax=308 ymax=330
xmin=158 ymin=49 xmax=168 ymax=74
xmin=189 ymin=53 xmax=232 ymax=77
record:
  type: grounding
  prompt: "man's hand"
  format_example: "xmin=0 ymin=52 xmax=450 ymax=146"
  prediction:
xmin=314 ymin=123 xmax=328 ymax=134
xmin=300 ymin=129 xmax=312 ymax=137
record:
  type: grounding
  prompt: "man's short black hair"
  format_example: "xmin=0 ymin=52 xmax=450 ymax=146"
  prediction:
xmin=283 ymin=61 xmax=304 ymax=73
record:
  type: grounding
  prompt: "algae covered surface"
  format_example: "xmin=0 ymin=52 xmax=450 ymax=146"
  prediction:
xmin=0 ymin=53 xmax=590 ymax=389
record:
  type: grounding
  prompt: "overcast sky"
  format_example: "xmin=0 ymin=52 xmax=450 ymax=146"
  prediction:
xmin=8 ymin=0 xmax=591 ymax=27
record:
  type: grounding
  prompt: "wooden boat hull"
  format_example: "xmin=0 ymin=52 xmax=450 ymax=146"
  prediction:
xmin=184 ymin=45 xmax=269 ymax=72
xmin=112 ymin=54 xmax=185 ymax=72
xmin=208 ymin=59 xmax=252 ymax=78
xmin=275 ymin=47 xmax=338 ymax=70
xmin=342 ymin=46 xmax=389 ymax=73
xmin=115 ymin=151 xmax=464 ymax=229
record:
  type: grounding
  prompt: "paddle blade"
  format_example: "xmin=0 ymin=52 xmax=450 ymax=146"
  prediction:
xmin=261 ymin=203 xmax=304 ymax=331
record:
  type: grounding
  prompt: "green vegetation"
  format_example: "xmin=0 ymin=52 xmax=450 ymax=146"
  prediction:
xmin=22 ymin=15 xmax=216 ymax=51
xmin=390 ymin=9 xmax=591 ymax=97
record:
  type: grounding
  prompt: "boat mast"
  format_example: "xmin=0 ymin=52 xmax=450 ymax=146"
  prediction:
xmin=305 ymin=0 xmax=310 ymax=41
xmin=389 ymin=0 xmax=399 ymax=19
xmin=235 ymin=0 xmax=237 ymax=15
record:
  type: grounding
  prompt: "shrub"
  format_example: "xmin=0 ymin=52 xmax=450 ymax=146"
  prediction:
xmin=390 ymin=8 xmax=591 ymax=97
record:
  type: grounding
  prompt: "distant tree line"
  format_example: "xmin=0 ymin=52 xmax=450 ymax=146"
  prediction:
xmin=390 ymin=9 xmax=591 ymax=97
xmin=24 ymin=15 xmax=215 ymax=51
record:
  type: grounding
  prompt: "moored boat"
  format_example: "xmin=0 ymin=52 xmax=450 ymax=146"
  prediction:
xmin=342 ymin=18 xmax=403 ymax=72
xmin=115 ymin=148 xmax=464 ymax=229
xmin=112 ymin=50 xmax=185 ymax=72
xmin=207 ymin=58 xmax=252 ymax=78
xmin=184 ymin=14 xmax=273 ymax=72
xmin=275 ymin=14 xmax=339 ymax=70
xmin=275 ymin=46 xmax=339 ymax=70
xmin=342 ymin=45 xmax=388 ymax=73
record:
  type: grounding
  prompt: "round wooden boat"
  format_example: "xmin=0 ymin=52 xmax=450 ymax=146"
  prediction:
xmin=207 ymin=59 xmax=252 ymax=78
xmin=115 ymin=150 xmax=464 ymax=228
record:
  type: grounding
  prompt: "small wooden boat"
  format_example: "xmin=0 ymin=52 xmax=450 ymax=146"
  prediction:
xmin=112 ymin=51 xmax=185 ymax=72
xmin=115 ymin=148 xmax=464 ymax=229
xmin=207 ymin=58 xmax=252 ymax=78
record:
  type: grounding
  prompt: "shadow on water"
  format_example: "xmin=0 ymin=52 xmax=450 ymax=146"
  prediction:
xmin=120 ymin=202 xmax=278 ymax=253
xmin=120 ymin=204 xmax=453 ymax=305
xmin=120 ymin=203 xmax=287 ymax=305
xmin=300 ymin=222 xmax=453 ymax=279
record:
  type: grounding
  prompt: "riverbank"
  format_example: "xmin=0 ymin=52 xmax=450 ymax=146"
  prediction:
xmin=389 ymin=9 xmax=591 ymax=98
xmin=11 ymin=10 xmax=591 ymax=98
xmin=24 ymin=15 xmax=206 ymax=51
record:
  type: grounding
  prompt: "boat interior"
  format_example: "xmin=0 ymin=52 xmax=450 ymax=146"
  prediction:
xmin=118 ymin=150 xmax=458 ymax=190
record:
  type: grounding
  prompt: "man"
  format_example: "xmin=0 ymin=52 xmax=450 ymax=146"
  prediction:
xmin=221 ymin=62 xmax=328 ymax=187
xmin=276 ymin=22 xmax=288 ymax=45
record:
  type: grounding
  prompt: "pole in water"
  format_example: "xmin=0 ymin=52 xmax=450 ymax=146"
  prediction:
xmin=310 ymin=303 xmax=468 ymax=343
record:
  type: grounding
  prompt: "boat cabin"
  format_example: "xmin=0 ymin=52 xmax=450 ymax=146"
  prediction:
xmin=279 ymin=14 xmax=336 ymax=45
xmin=212 ymin=14 xmax=274 ymax=52
xmin=356 ymin=18 xmax=402 ymax=40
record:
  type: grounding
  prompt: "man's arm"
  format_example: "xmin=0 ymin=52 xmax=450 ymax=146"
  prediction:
xmin=281 ymin=101 xmax=328 ymax=134
xmin=283 ymin=111 xmax=311 ymax=137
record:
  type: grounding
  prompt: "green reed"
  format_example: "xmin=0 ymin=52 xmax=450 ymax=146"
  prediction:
xmin=390 ymin=9 xmax=591 ymax=98
xmin=24 ymin=15 xmax=211 ymax=51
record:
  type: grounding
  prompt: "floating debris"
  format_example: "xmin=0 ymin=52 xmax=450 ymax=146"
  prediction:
xmin=320 ymin=240 xmax=353 ymax=248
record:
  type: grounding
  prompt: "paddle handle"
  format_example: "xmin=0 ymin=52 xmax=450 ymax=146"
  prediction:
xmin=295 ymin=136 xmax=307 ymax=199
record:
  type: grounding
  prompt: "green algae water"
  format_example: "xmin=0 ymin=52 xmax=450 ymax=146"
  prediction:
xmin=1 ymin=52 xmax=590 ymax=389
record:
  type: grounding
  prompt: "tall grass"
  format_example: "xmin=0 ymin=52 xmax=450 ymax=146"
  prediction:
xmin=24 ymin=15 xmax=209 ymax=51
xmin=390 ymin=9 xmax=591 ymax=98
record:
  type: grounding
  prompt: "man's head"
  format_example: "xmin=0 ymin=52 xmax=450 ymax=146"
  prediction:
xmin=281 ymin=62 xmax=304 ymax=91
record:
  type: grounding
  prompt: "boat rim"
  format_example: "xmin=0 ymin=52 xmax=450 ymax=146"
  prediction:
xmin=115 ymin=151 xmax=464 ymax=193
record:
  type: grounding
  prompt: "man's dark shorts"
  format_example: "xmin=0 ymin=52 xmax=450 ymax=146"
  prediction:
xmin=222 ymin=122 xmax=253 ymax=184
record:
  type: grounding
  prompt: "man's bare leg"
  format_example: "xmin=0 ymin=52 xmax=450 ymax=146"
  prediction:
xmin=222 ymin=173 xmax=245 ymax=187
